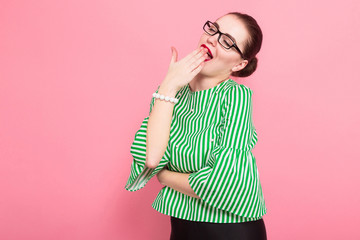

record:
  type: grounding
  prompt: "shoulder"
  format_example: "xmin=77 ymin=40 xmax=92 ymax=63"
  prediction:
xmin=223 ymin=80 xmax=253 ymax=106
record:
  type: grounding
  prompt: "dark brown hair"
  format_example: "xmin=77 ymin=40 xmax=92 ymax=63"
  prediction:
xmin=225 ymin=12 xmax=263 ymax=78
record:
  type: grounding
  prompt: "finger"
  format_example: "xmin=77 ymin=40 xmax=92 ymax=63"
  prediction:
xmin=191 ymin=61 xmax=205 ymax=76
xmin=185 ymin=47 xmax=208 ymax=65
xmin=187 ymin=52 xmax=207 ymax=71
xmin=170 ymin=46 xmax=178 ymax=63
xmin=188 ymin=48 xmax=208 ymax=65
xmin=182 ymin=47 xmax=204 ymax=63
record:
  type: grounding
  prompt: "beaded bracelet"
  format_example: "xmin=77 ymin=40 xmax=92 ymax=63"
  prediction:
xmin=152 ymin=92 xmax=179 ymax=104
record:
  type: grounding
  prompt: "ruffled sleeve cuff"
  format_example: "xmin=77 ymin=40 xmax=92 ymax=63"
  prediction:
xmin=188 ymin=144 xmax=267 ymax=218
xmin=124 ymin=116 xmax=170 ymax=192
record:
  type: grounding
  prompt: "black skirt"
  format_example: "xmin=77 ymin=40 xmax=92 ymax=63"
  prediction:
xmin=170 ymin=216 xmax=267 ymax=240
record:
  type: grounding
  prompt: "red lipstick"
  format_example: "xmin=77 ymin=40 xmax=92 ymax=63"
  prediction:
xmin=201 ymin=44 xmax=213 ymax=61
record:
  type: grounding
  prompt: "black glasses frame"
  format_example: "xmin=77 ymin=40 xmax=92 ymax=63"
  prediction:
xmin=203 ymin=20 xmax=246 ymax=60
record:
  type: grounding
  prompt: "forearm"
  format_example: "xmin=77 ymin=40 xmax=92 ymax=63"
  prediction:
xmin=159 ymin=169 xmax=201 ymax=199
xmin=145 ymin=84 xmax=178 ymax=169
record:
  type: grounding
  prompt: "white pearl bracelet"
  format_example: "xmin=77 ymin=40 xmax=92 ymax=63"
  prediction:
xmin=152 ymin=92 xmax=179 ymax=104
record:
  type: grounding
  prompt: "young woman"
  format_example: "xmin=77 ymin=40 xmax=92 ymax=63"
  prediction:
xmin=125 ymin=12 xmax=267 ymax=240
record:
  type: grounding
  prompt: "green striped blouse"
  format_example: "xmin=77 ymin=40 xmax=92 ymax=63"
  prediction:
xmin=125 ymin=78 xmax=267 ymax=223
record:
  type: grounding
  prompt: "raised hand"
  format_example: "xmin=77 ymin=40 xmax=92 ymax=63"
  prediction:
xmin=161 ymin=46 xmax=209 ymax=92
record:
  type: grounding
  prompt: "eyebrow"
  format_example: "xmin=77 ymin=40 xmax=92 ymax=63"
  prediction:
xmin=214 ymin=21 xmax=237 ymax=44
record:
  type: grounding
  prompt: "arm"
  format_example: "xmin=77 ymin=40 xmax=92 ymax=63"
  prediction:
xmin=145 ymin=85 xmax=177 ymax=169
xmin=156 ymin=168 xmax=201 ymax=199
xmin=145 ymin=46 xmax=208 ymax=168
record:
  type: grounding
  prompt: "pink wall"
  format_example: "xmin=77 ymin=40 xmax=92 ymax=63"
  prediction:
xmin=1 ymin=0 xmax=359 ymax=239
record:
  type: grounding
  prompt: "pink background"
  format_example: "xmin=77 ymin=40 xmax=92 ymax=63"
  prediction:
xmin=1 ymin=0 xmax=359 ymax=239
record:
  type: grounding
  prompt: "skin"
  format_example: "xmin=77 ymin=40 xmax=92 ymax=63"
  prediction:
xmin=154 ymin=14 xmax=251 ymax=199
xmin=190 ymin=14 xmax=250 ymax=92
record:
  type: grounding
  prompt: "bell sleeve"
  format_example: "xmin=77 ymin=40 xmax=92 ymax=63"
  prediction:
xmin=188 ymin=85 xmax=267 ymax=218
xmin=124 ymin=85 xmax=171 ymax=191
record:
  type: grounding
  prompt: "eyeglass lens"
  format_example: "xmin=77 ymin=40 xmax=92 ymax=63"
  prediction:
xmin=204 ymin=22 xmax=234 ymax=49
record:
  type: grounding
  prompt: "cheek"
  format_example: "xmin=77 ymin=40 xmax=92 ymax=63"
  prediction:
xmin=220 ymin=53 xmax=239 ymax=66
xmin=217 ymin=52 xmax=237 ymax=65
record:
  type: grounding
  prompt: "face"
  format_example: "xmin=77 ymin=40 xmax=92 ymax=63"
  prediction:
xmin=197 ymin=14 xmax=249 ymax=77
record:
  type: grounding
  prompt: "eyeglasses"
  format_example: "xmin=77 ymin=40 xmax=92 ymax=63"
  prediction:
xmin=203 ymin=20 xmax=246 ymax=60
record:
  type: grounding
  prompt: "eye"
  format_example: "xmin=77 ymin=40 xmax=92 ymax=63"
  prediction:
xmin=209 ymin=27 xmax=217 ymax=33
xmin=221 ymin=36 xmax=233 ymax=47
xmin=224 ymin=41 xmax=232 ymax=47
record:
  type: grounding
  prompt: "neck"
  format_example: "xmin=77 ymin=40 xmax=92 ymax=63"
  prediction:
xmin=189 ymin=74 xmax=230 ymax=92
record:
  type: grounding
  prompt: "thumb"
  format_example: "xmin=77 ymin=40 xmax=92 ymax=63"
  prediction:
xmin=170 ymin=46 xmax=178 ymax=63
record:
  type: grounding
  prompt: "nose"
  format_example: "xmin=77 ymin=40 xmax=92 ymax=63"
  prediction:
xmin=206 ymin=33 xmax=219 ymax=46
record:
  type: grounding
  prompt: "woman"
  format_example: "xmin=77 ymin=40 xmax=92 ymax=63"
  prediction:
xmin=125 ymin=12 xmax=267 ymax=240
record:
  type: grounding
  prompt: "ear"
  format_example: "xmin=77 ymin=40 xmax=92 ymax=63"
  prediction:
xmin=231 ymin=60 xmax=248 ymax=72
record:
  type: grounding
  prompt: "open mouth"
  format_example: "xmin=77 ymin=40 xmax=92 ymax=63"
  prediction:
xmin=201 ymin=44 xmax=213 ymax=61
xmin=205 ymin=52 xmax=213 ymax=61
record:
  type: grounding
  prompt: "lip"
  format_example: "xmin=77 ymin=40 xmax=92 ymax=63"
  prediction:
xmin=200 ymin=44 xmax=213 ymax=59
